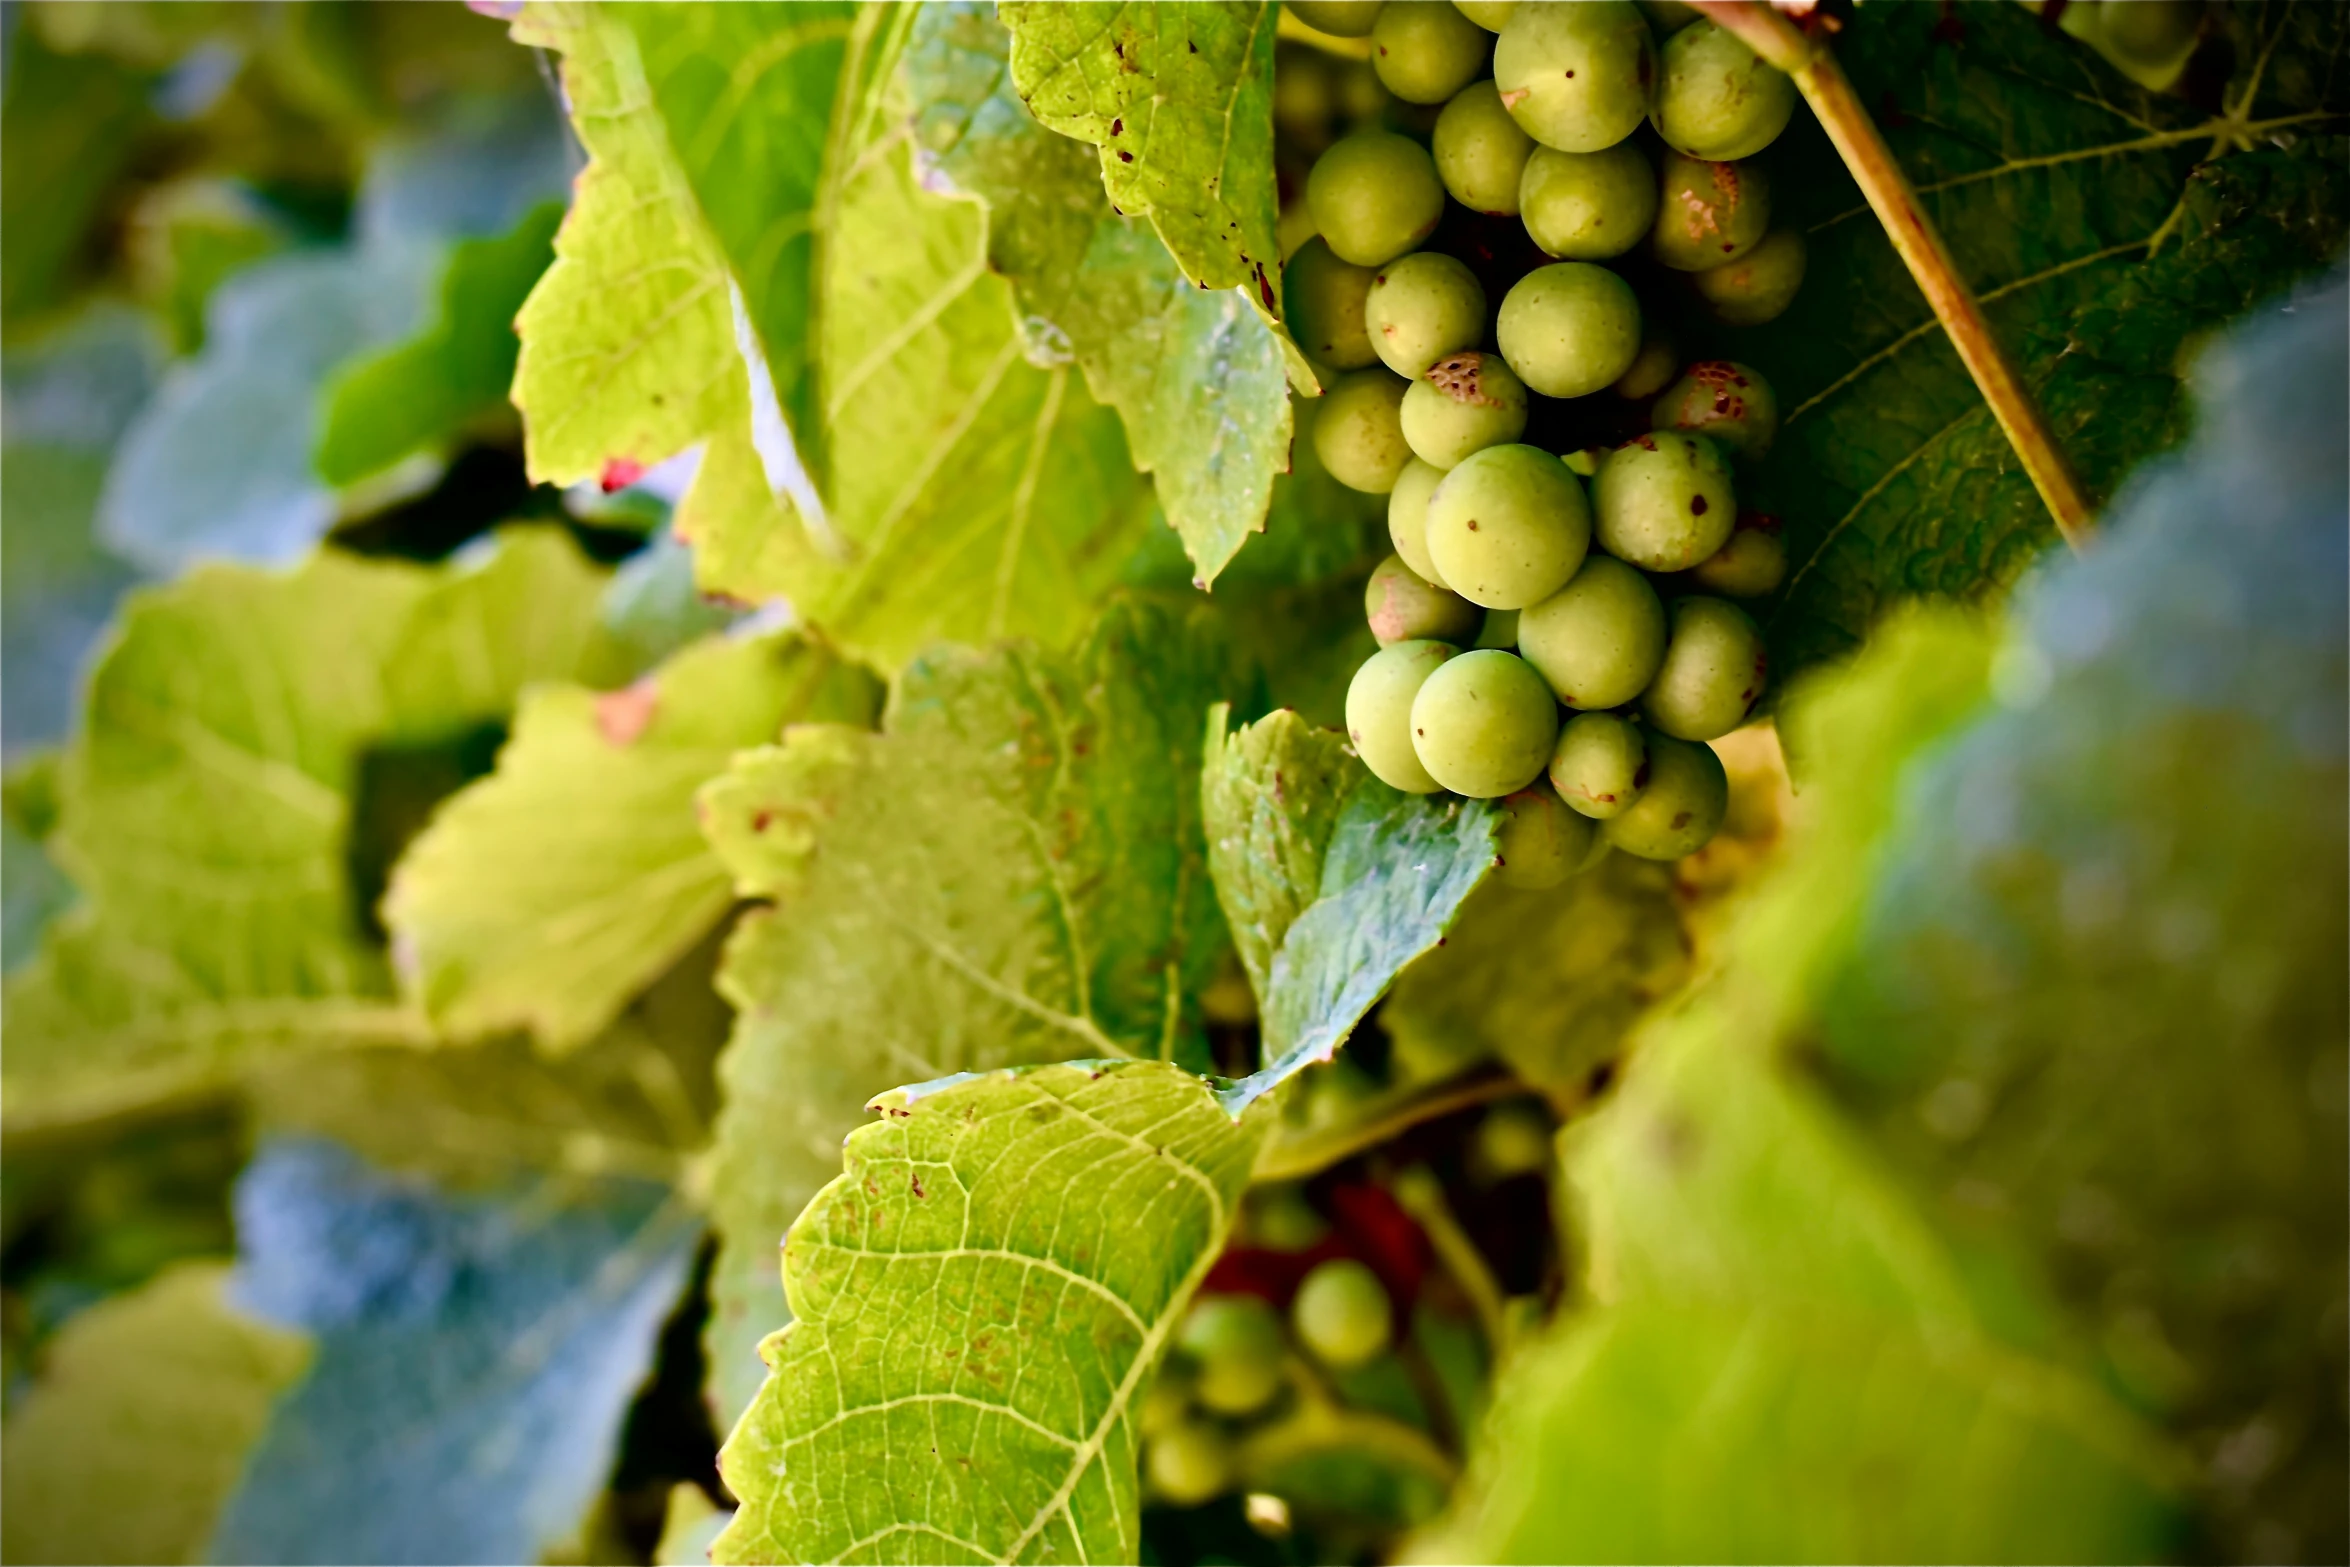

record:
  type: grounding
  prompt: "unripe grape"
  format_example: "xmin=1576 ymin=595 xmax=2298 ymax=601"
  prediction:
xmin=1519 ymin=142 xmax=1656 ymax=261
xmin=1550 ymin=709 xmax=1649 ymax=818
xmin=1249 ymin=1184 xmax=1330 ymax=1252
xmin=1403 ymin=351 xmax=1530 ymax=469
xmin=1641 ymin=595 xmax=1766 ymax=741
xmin=1387 ymin=457 xmax=1448 ymax=582
xmin=1592 ymin=429 xmax=1735 ymax=571
xmin=1496 ymin=262 xmax=1642 ymax=398
xmin=1476 ymin=607 xmax=1519 ymax=648
xmin=1138 ymin=1362 xmax=1193 ymax=1439
xmin=1366 ymin=552 xmax=1482 ymax=646
xmin=1472 ymin=1102 xmax=1557 ymax=1181
xmin=1308 ymin=131 xmax=1446 ymax=267
xmin=1287 ymin=0 xmax=1382 ymax=37
xmin=1493 ymin=778 xmax=1594 ymax=888
xmin=1691 ymin=226 xmax=1807 ymax=324
xmin=1147 ymin=1420 xmax=1234 ymax=1507
xmin=1433 ymin=80 xmax=1535 ymax=216
xmin=1636 ymin=0 xmax=1702 ymax=33
xmin=1409 ymin=648 xmax=1559 ymax=797
xmin=1365 ymin=252 xmax=1487 ymax=378
xmin=1425 ymin=443 xmax=1591 ymax=609
xmin=1179 ymin=1294 xmax=1289 ymax=1416
xmin=1373 ymin=2 xmax=1492 ymax=105
xmin=1516 ymin=553 xmax=1666 ymax=709
xmin=1652 ymin=19 xmax=1795 ymax=161
xmin=1651 ymin=152 xmax=1769 ymax=271
xmin=1347 ymin=639 xmax=1458 ymax=793
xmin=1612 ymin=331 xmax=1679 ymax=400
xmin=1276 ymin=44 xmax=1341 ymax=154
xmin=1453 ymin=0 xmax=1516 ymax=31
xmin=1286 ymin=237 xmax=1380 ymax=371
xmin=1314 ymin=368 xmax=1414 ymax=494
xmin=1652 ymin=360 xmax=1778 ymax=457
xmin=1689 ymin=511 xmax=1787 ymax=597
xmin=1600 ymin=732 xmax=1726 ymax=858
xmin=1493 ymin=1 xmax=1656 ymax=154
xmin=1292 ymin=1258 xmax=1393 ymax=1369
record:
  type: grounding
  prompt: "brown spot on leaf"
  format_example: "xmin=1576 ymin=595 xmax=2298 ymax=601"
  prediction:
xmin=599 ymin=456 xmax=645 ymax=492
xmin=596 ymin=683 xmax=659 ymax=745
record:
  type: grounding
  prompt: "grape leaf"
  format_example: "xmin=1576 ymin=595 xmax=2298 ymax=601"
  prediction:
xmin=907 ymin=2 xmax=1296 ymax=587
xmin=1 ymin=530 xmax=623 ymax=1133
xmin=0 ymin=28 xmax=150 ymax=325
xmin=384 ymin=631 xmax=881 ymax=1052
xmin=715 ymin=1060 xmax=1274 ymax=1567
xmin=696 ymin=596 xmax=1244 ymax=1426
xmin=1724 ymin=0 xmax=2349 ymax=681
xmin=1200 ymin=706 xmax=1499 ymax=1109
xmin=0 ymin=1263 xmax=312 ymax=1567
xmin=209 ymin=1138 xmax=699 ymax=1566
xmin=999 ymin=1 xmax=1283 ymax=304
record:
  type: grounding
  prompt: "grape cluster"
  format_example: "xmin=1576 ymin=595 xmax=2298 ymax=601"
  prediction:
xmin=1287 ymin=0 xmax=1803 ymax=877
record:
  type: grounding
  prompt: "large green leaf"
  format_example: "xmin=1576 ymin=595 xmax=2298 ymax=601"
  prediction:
xmin=0 ymin=29 xmax=150 ymax=327
xmin=1 ymin=531 xmax=623 ymax=1133
xmin=697 ymin=597 xmax=1244 ymax=1425
xmin=384 ymin=631 xmax=881 ymax=1052
xmin=715 ymin=1060 xmax=1273 ymax=1567
xmin=1200 ymin=707 xmax=1498 ymax=1108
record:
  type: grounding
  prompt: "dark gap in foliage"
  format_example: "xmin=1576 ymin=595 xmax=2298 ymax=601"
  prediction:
xmin=329 ymin=443 xmax=564 ymax=563
xmin=604 ymin=1233 xmax=726 ymax=1557
xmin=343 ymin=720 xmax=507 ymax=941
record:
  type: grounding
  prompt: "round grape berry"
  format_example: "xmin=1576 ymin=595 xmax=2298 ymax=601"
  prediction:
xmin=1388 ymin=457 xmax=1449 ymax=583
xmin=1641 ymin=595 xmax=1766 ymax=741
xmin=1147 ymin=1420 xmax=1234 ymax=1508
xmin=1366 ymin=252 xmax=1488 ymax=378
xmin=1550 ymin=710 xmax=1649 ymax=819
xmin=1409 ymin=648 xmax=1560 ymax=797
xmin=1636 ymin=0 xmax=1702 ymax=32
xmin=1286 ymin=237 xmax=1379 ymax=370
xmin=1592 ymin=429 xmax=1735 ymax=570
xmin=1425 ymin=443 xmax=1591 ymax=609
xmin=1180 ymin=1294 xmax=1288 ymax=1415
xmin=1494 ymin=778 xmax=1595 ymax=888
xmin=1434 ymin=80 xmax=1536 ymax=217
xmin=1689 ymin=511 xmax=1787 ymax=597
xmin=1493 ymin=1 xmax=1656 ymax=154
xmin=1496 ymin=262 xmax=1642 ymax=398
xmin=1292 ymin=1258 xmax=1393 ymax=1370
xmin=1314 ymin=368 xmax=1414 ymax=494
xmin=1653 ymin=359 xmax=1778 ymax=456
xmin=1287 ymin=0 xmax=1382 ymax=37
xmin=1652 ymin=19 xmax=1795 ymax=160
xmin=1476 ymin=607 xmax=1520 ymax=648
xmin=1366 ymin=552 xmax=1482 ymax=646
xmin=1249 ymin=1184 xmax=1330 ymax=1252
xmin=1472 ymin=1102 xmax=1557 ymax=1181
xmin=1348 ymin=639 xmax=1459 ymax=793
xmin=1452 ymin=0 xmax=1517 ymax=31
xmin=1308 ymin=131 xmax=1447 ymax=267
xmin=1373 ymin=1 xmax=1493 ymax=105
xmin=1600 ymin=732 xmax=1726 ymax=859
xmin=1613 ymin=332 xmax=1679 ymax=400
xmin=1651 ymin=152 xmax=1769 ymax=271
xmin=1692 ymin=226 xmax=1807 ymax=325
xmin=1403 ymin=351 xmax=1530 ymax=469
xmin=1519 ymin=142 xmax=1657 ymax=261
xmin=1516 ymin=552 xmax=1667 ymax=709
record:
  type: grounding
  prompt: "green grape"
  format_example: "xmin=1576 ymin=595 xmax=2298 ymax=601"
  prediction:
xmin=1313 ymin=368 xmax=1414 ymax=494
xmin=1591 ymin=429 xmax=1735 ymax=570
xmin=1424 ymin=443 xmax=1591 ymax=609
xmin=1493 ymin=778 xmax=1594 ymax=888
xmin=1308 ymin=131 xmax=1447 ymax=266
xmin=1409 ymin=648 xmax=1559 ymax=797
xmin=1288 ymin=0 xmax=1383 ymax=37
xmin=1292 ymin=1258 xmax=1393 ymax=1369
xmin=1373 ymin=1 xmax=1491 ymax=104
xmin=1691 ymin=226 xmax=1807 ymax=324
xmin=1652 ymin=359 xmax=1778 ymax=456
xmin=1147 ymin=1420 xmax=1234 ymax=1507
xmin=1651 ymin=18 xmax=1795 ymax=160
xmin=1495 ymin=261 xmax=1642 ymax=398
xmin=1366 ymin=552 xmax=1482 ymax=646
xmin=1636 ymin=0 xmax=1702 ymax=32
xmin=1641 ymin=594 xmax=1766 ymax=741
xmin=1517 ymin=552 xmax=1667 ymax=709
xmin=1600 ymin=731 xmax=1725 ymax=859
xmin=1519 ymin=142 xmax=1656 ymax=261
xmin=1492 ymin=1 xmax=1656 ymax=154
xmin=1471 ymin=1102 xmax=1557 ymax=1181
xmin=1365 ymin=251 xmax=1487 ymax=378
xmin=1180 ymin=1294 xmax=1289 ymax=1415
xmin=1249 ymin=1184 xmax=1330 ymax=1252
xmin=1651 ymin=151 xmax=1769 ymax=271
xmin=1612 ymin=331 xmax=1678 ymax=399
xmin=1689 ymin=510 xmax=1787 ymax=597
xmin=1577 ymin=830 xmax=1614 ymax=873
xmin=1387 ymin=457 xmax=1448 ymax=582
xmin=1433 ymin=80 xmax=1534 ymax=216
xmin=1139 ymin=1360 xmax=1195 ymax=1438
xmin=1335 ymin=56 xmax=1391 ymax=123
xmin=1347 ymin=639 xmax=1459 ymax=792
xmin=1476 ymin=607 xmax=1519 ymax=648
xmin=1402 ymin=351 xmax=1530 ymax=469
xmin=1549 ymin=709 xmax=1649 ymax=819
xmin=1453 ymin=0 xmax=1516 ymax=31
xmin=1285 ymin=237 xmax=1380 ymax=370
xmin=1276 ymin=43 xmax=1340 ymax=153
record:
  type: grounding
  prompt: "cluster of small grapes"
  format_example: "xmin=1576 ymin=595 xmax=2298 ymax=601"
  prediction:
xmin=1285 ymin=0 xmax=1802 ymax=882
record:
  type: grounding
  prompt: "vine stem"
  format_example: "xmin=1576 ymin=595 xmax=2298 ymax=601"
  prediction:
xmin=1693 ymin=0 xmax=2097 ymax=552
